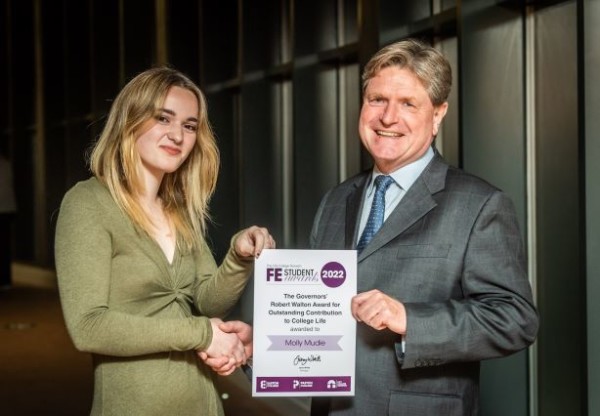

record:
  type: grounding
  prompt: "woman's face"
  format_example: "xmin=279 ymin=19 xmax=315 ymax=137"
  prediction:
xmin=135 ymin=86 xmax=199 ymax=181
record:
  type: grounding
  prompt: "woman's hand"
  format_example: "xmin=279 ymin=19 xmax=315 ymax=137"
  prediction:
xmin=199 ymin=318 xmax=246 ymax=375
xmin=234 ymin=226 xmax=276 ymax=258
xmin=198 ymin=320 xmax=253 ymax=376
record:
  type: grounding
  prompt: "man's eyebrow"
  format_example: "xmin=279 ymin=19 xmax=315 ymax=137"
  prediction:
xmin=158 ymin=108 xmax=198 ymax=122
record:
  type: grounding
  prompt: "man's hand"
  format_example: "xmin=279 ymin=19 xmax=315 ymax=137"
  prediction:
xmin=198 ymin=320 xmax=253 ymax=376
xmin=351 ymin=289 xmax=407 ymax=334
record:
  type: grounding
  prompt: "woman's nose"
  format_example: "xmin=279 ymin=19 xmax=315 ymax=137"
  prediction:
xmin=167 ymin=125 xmax=183 ymax=143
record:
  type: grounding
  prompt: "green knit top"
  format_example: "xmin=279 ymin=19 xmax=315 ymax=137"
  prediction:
xmin=54 ymin=177 xmax=253 ymax=416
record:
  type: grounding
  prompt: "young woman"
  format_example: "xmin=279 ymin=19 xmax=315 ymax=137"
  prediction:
xmin=55 ymin=67 xmax=274 ymax=416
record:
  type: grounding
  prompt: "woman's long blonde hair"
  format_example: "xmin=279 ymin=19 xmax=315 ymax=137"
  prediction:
xmin=90 ymin=67 xmax=219 ymax=250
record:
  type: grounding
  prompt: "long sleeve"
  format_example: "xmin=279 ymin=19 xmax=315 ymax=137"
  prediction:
xmin=192 ymin=233 xmax=254 ymax=318
xmin=401 ymin=190 xmax=539 ymax=368
xmin=54 ymin=178 xmax=252 ymax=357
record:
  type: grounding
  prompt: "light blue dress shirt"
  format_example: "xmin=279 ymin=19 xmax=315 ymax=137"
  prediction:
xmin=357 ymin=147 xmax=435 ymax=242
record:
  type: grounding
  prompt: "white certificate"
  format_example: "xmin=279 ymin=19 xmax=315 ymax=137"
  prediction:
xmin=252 ymin=249 xmax=357 ymax=397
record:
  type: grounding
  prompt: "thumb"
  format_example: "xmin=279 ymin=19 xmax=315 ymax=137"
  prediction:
xmin=218 ymin=320 xmax=238 ymax=334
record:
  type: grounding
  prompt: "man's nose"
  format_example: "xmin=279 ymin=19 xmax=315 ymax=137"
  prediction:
xmin=380 ymin=102 xmax=399 ymax=125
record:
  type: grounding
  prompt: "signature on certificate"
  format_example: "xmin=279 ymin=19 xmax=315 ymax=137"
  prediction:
xmin=293 ymin=354 xmax=322 ymax=366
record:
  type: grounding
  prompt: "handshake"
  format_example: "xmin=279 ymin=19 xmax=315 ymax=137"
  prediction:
xmin=197 ymin=318 xmax=253 ymax=376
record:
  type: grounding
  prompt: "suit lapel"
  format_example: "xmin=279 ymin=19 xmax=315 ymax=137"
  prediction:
xmin=358 ymin=155 xmax=448 ymax=260
xmin=345 ymin=174 xmax=368 ymax=249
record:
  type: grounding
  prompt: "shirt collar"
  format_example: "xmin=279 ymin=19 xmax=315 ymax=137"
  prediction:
xmin=366 ymin=147 xmax=435 ymax=195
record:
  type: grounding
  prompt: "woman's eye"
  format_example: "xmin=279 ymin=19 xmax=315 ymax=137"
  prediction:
xmin=184 ymin=124 xmax=198 ymax=132
xmin=156 ymin=115 xmax=169 ymax=123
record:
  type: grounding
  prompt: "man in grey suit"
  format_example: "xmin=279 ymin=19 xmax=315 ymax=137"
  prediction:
xmin=310 ymin=39 xmax=538 ymax=416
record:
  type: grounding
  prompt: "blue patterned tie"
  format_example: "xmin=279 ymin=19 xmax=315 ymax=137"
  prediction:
xmin=356 ymin=175 xmax=394 ymax=252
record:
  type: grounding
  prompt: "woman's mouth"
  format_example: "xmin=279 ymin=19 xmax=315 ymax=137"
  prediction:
xmin=161 ymin=146 xmax=181 ymax=156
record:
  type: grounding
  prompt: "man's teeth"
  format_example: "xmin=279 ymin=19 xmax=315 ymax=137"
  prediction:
xmin=376 ymin=130 xmax=400 ymax=137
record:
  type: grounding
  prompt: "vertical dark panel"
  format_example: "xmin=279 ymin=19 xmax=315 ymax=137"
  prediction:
xmin=167 ymin=0 xmax=200 ymax=79
xmin=41 ymin=0 xmax=65 ymax=124
xmin=240 ymin=80 xmax=283 ymax=239
xmin=293 ymin=66 xmax=338 ymax=247
xmin=441 ymin=0 xmax=457 ymax=11
xmin=294 ymin=0 xmax=337 ymax=56
xmin=41 ymin=0 xmax=67 ymax=266
xmin=0 ymin=1 xmax=10 ymax=154
xmin=379 ymin=0 xmax=430 ymax=32
xmin=63 ymin=0 xmax=91 ymax=178
xmin=342 ymin=0 xmax=358 ymax=45
xmin=460 ymin=1 xmax=529 ymax=415
xmin=205 ymin=90 xmax=239 ymax=262
xmin=91 ymin=0 xmax=120 ymax=115
xmin=62 ymin=0 xmax=93 ymax=191
xmin=65 ymin=0 xmax=91 ymax=119
xmin=585 ymin=1 xmax=600 ymax=414
xmin=535 ymin=3 xmax=583 ymax=416
xmin=11 ymin=0 xmax=36 ymax=262
xmin=122 ymin=0 xmax=156 ymax=77
xmin=201 ymin=0 xmax=238 ymax=84
xmin=242 ymin=0 xmax=271 ymax=72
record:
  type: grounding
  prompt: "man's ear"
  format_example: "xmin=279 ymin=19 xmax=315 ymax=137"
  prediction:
xmin=432 ymin=102 xmax=449 ymax=136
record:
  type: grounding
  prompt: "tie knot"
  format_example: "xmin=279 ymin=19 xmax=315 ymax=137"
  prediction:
xmin=374 ymin=175 xmax=394 ymax=193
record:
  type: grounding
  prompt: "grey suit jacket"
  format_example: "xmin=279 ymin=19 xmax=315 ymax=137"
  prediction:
xmin=309 ymin=153 xmax=538 ymax=416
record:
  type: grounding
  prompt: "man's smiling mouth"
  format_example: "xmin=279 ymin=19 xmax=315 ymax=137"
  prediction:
xmin=376 ymin=130 xmax=401 ymax=137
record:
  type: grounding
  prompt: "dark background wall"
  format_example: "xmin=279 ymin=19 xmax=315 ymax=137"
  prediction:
xmin=1 ymin=0 xmax=598 ymax=414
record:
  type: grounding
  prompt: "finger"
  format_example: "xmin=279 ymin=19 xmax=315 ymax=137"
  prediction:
xmin=252 ymin=228 xmax=268 ymax=257
xmin=217 ymin=366 xmax=236 ymax=376
xmin=351 ymin=297 xmax=365 ymax=321
xmin=244 ymin=344 xmax=253 ymax=359
xmin=218 ymin=320 xmax=236 ymax=333
xmin=203 ymin=355 xmax=230 ymax=368
xmin=215 ymin=360 xmax=236 ymax=375
xmin=233 ymin=344 xmax=246 ymax=365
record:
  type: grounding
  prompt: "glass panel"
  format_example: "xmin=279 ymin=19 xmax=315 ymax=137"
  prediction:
xmin=167 ymin=0 xmax=200 ymax=79
xmin=585 ymin=1 xmax=600 ymax=415
xmin=202 ymin=0 xmax=238 ymax=83
xmin=65 ymin=0 xmax=91 ymax=117
xmin=293 ymin=65 xmax=339 ymax=247
xmin=206 ymin=90 xmax=239 ymax=262
xmin=11 ymin=0 xmax=36 ymax=262
xmin=341 ymin=0 xmax=358 ymax=45
xmin=240 ymin=80 xmax=284 ymax=239
xmin=441 ymin=0 xmax=457 ymax=11
xmin=91 ymin=0 xmax=120 ymax=114
xmin=460 ymin=1 xmax=528 ymax=415
xmin=379 ymin=0 xmax=431 ymax=31
xmin=435 ymin=37 xmax=459 ymax=168
xmin=534 ymin=3 xmax=582 ymax=416
xmin=122 ymin=0 xmax=156 ymax=77
xmin=341 ymin=62 xmax=361 ymax=179
xmin=294 ymin=0 xmax=337 ymax=55
xmin=41 ymin=0 xmax=66 ymax=123
xmin=243 ymin=0 xmax=282 ymax=71
xmin=0 ymin=2 xmax=8 ymax=145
